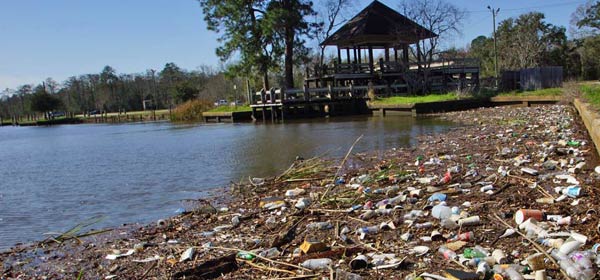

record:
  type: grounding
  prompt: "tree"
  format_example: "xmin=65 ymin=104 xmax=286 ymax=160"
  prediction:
xmin=570 ymin=1 xmax=599 ymax=38
xmin=265 ymin=0 xmax=318 ymax=88
xmin=199 ymin=0 xmax=281 ymax=90
xmin=577 ymin=1 xmax=600 ymax=31
xmin=496 ymin=12 xmax=567 ymax=70
xmin=399 ymin=0 xmax=466 ymax=70
xmin=314 ymin=0 xmax=355 ymax=67
xmin=30 ymin=85 xmax=62 ymax=119
xmin=468 ymin=36 xmax=495 ymax=77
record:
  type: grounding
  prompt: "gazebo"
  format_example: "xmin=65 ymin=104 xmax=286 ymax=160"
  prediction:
xmin=309 ymin=0 xmax=437 ymax=87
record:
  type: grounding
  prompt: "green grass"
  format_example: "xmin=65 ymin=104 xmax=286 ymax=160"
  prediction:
xmin=207 ymin=105 xmax=252 ymax=113
xmin=370 ymin=93 xmax=460 ymax=105
xmin=499 ymin=87 xmax=563 ymax=97
xmin=580 ymin=84 xmax=600 ymax=109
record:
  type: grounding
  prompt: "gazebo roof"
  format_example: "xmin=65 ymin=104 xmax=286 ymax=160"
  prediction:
xmin=321 ymin=0 xmax=437 ymax=47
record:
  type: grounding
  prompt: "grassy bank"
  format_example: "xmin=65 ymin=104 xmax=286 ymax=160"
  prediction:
xmin=498 ymin=87 xmax=563 ymax=97
xmin=580 ymin=84 xmax=600 ymax=110
xmin=206 ymin=105 xmax=252 ymax=113
xmin=370 ymin=92 xmax=460 ymax=105
xmin=170 ymin=99 xmax=214 ymax=122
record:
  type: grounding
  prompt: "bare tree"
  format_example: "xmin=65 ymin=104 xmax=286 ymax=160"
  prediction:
xmin=570 ymin=1 xmax=599 ymax=39
xmin=314 ymin=0 xmax=355 ymax=66
xmin=398 ymin=0 xmax=466 ymax=70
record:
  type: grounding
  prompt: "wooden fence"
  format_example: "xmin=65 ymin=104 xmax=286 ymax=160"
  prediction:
xmin=501 ymin=67 xmax=563 ymax=91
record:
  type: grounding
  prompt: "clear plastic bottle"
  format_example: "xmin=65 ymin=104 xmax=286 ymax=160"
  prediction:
xmin=259 ymin=247 xmax=280 ymax=258
xmin=438 ymin=246 xmax=457 ymax=260
xmin=306 ymin=221 xmax=333 ymax=230
xmin=300 ymin=258 xmax=332 ymax=270
xmin=504 ymin=266 xmax=524 ymax=280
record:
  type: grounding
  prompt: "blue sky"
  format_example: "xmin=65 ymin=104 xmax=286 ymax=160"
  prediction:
xmin=0 ymin=0 xmax=588 ymax=90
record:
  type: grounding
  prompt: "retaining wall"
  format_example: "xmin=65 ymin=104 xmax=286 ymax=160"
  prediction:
xmin=573 ymin=98 xmax=600 ymax=157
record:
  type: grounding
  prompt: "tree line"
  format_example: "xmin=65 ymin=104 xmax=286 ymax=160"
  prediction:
xmin=0 ymin=63 xmax=246 ymax=119
xmin=467 ymin=1 xmax=600 ymax=80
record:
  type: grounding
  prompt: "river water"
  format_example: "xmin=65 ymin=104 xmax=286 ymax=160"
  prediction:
xmin=0 ymin=115 xmax=454 ymax=250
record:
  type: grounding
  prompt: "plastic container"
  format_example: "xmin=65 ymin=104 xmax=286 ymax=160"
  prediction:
xmin=431 ymin=205 xmax=452 ymax=220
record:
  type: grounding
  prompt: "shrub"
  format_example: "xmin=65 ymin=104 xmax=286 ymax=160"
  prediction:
xmin=170 ymin=99 xmax=214 ymax=122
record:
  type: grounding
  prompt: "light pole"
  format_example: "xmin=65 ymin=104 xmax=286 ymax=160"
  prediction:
xmin=488 ymin=6 xmax=500 ymax=88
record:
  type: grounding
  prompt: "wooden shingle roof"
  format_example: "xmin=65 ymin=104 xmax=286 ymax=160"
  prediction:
xmin=321 ymin=0 xmax=437 ymax=47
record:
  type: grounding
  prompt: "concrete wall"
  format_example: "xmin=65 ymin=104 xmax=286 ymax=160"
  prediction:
xmin=574 ymin=98 xmax=600 ymax=157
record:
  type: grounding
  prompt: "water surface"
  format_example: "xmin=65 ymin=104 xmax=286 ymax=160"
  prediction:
xmin=0 ymin=115 xmax=454 ymax=249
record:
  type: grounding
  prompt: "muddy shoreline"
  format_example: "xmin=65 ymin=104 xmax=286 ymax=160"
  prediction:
xmin=2 ymin=105 xmax=600 ymax=279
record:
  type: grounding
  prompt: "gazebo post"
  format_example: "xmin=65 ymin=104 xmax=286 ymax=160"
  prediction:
xmin=368 ymin=46 xmax=374 ymax=74
xmin=337 ymin=47 xmax=342 ymax=64
xmin=346 ymin=48 xmax=351 ymax=64
xmin=358 ymin=47 xmax=362 ymax=64
xmin=402 ymin=44 xmax=409 ymax=69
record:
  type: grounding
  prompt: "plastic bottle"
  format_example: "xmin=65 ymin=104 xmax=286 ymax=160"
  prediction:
xmin=438 ymin=246 xmax=457 ymax=260
xmin=359 ymin=210 xmax=377 ymax=220
xmin=259 ymin=247 xmax=280 ymax=258
xmin=504 ymin=266 xmax=524 ymax=280
xmin=476 ymin=262 xmax=490 ymax=276
xmin=306 ymin=221 xmax=333 ymax=230
xmin=448 ymin=231 xmax=474 ymax=242
xmin=464 ymin=248 xmax=487 ymax=259
xmin=300 ymin=258 xmax=332 ymax=270
xmin=358 ymin=226 xmax=379 ymax=239
xmin=414 ymin=222 xmax=433 ymax=229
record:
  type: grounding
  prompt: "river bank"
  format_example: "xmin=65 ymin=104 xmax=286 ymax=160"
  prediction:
xmin=2 ymin=105 xmax=600 ymax=279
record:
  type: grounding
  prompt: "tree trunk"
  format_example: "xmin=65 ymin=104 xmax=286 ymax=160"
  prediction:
xmin=262 ymin=69 xmax=270 ymax=91
xmin=284 ymin=0 xmax=294 ymax=89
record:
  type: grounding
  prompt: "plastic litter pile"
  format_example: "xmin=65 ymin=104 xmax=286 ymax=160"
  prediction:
xmin=2 ymin=105 xmax=600 ymax=280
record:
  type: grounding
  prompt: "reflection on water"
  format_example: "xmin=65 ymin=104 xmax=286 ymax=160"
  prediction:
xmin=0 ymin=115 xmax=454 ymax=249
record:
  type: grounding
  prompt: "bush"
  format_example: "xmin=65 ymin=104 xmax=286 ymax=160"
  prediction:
xmin=170 ymin=99 xmax=214 ymax=122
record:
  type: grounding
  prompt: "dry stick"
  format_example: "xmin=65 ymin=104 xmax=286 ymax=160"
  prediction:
xmin=321 ymin=134 xmax=364 ymax=201
xmin=202 ymin=246 xmax=311 ymax=272
xmin=491 ymin=213 xmax=572 ymax=280
xmin=139 ymin=261 xmax=157 ymax=279
xmin=268 ymin=275 xmax=320 ymax=280
xmin=241 ymin=260 xmax=296 ymax=275
xmin=507 ymin=170 xmax=554 ymax=198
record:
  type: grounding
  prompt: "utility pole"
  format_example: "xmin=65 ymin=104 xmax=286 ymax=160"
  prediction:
xmin=488 ymin=6 xmax=500 ymax=88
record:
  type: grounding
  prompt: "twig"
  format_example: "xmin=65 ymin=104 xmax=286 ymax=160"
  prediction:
xmin=321 ymin=134 xmax=364 ymax=201
xmin=268 ymin=275 xmax=320 ymax=280
xmin=284 ymin=178 xmax=322 ymax=183
xmin=202 ymin=246 xmax=311 ymax=272
xmin=139 ymin=261 xmax=157 ymax=279
xmin=491 ymin=213 xmax=572 ymax=280
xmin=241 ymin=260 xmax=296 ymax=275
xmin=347 ymin=216 xmax=370 ymax=224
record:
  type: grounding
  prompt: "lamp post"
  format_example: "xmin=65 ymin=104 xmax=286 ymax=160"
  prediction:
xmin=488 ymin=6 xmax=500 ymax=88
